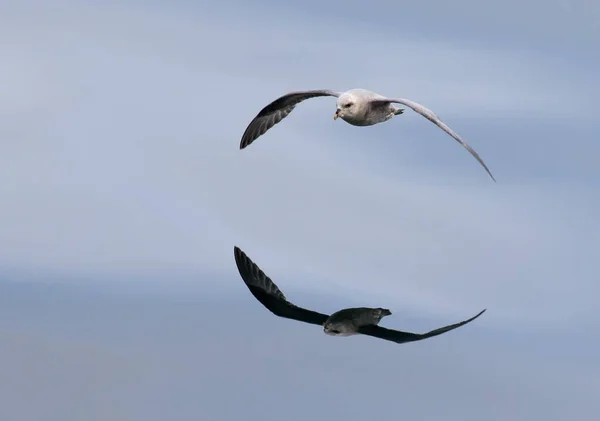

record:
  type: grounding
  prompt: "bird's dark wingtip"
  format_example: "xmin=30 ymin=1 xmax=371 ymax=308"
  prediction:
xmin=463 ymin=308 xmax=487 ymax=325
xmin=233 ymin=246 xmax=245 ymax=262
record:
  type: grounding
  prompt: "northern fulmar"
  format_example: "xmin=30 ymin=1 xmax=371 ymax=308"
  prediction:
xmin=239 ymin=88 xmax=495 ymax=181
xmin=234 ymin=246 xmax=486 ymax=344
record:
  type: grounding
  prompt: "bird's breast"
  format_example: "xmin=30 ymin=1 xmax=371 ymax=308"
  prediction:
xmin=341 ymin=113 xmax=378 ymax=127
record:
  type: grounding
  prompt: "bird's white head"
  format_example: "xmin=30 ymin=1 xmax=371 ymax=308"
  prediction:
xmin=323 ymin=323 xmax=340 ymax=336
xmin=323 ymin=321 xmax=351 ymax=336
xmin=334 ymin=92 xmax=358 ymax=121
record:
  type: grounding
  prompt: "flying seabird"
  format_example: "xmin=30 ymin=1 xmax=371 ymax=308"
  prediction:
xmin=239 ymin=88 xmax=495 ymax=181
xmin=233 ymin=246 xmax=486 ymax=344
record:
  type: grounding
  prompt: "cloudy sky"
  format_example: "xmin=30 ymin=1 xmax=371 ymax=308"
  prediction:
xmin=1 ymin=0 xmax=599 ymax=420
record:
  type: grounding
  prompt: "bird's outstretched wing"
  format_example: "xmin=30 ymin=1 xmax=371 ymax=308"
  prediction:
xmin=239 ymin=90 xmax=341 ymax=149
xmin=233 ymin=246 xmax=329 ymax=326
xmin=357 ymin=309 xmax=486 ymax=344
xmin=372 ymin=98 xmax=495 ymax=181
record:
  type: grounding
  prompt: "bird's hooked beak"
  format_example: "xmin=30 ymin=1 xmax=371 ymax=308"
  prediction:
xmin=333 ymin=108 xmax=340 ymax=120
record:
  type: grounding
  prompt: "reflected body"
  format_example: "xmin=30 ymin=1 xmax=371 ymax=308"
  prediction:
xmin=323 ymin=307 xmax=392 ymax=336
xmin=233 ymin=246 xmax=486 ymax=345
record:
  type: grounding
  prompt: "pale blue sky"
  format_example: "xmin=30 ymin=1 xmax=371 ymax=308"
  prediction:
xmin=1 ymin=1 xmax=599 ymax=420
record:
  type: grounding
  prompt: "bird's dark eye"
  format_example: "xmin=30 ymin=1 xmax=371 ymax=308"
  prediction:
xmin=344 ymin=103 xmax=353 ymax=108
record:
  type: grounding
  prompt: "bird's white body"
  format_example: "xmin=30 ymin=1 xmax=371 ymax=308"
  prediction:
xmin=335 ymin=88 xmax=403 ymax=126
xmin=239 ymin=87 xmax=496 ymax=181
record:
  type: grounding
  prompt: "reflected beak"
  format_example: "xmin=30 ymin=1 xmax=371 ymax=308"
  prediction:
xmin=333 ymin=109 xmax=340 ymax=120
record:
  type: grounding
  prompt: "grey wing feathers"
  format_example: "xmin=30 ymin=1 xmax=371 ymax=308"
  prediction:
xmin=233 ymin=246 xmax=329 ymax=326
xmin=376 ymin=98 xmax=496 ymax=182
xmin=234 ymin=246 xmax=287 ymax=301
xmin=239 ymin=90 xmax=340 ymax=149
xmin=357 ymin=309 xmax=486 ymax=344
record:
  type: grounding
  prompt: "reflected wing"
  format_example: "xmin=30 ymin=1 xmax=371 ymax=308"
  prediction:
xmin=357 ymin=309 xmax=486 ymax=344
xmin=233 ymin=246 xmax=329 ymax=326
xmin=373 ymin=97 xmax=495 ymax=181
xmin=239 ymin=90 xmax=340 ymax=149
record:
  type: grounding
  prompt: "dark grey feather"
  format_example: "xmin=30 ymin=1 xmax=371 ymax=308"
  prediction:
xmin=239 ymin=90 xmax=340 ymax=149
xmin=234 ymin=246 xmax=329 ymax=326
xmin=357 ymin=309 xmax=486 ymax=344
